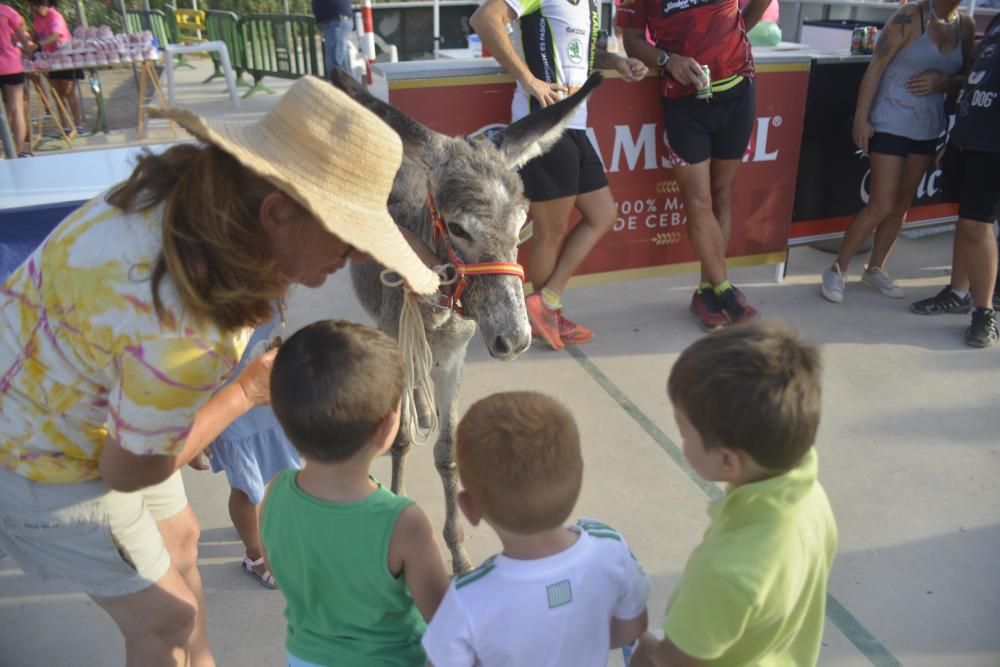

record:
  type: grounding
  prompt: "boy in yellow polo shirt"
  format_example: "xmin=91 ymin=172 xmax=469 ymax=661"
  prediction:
xmin=632 ymin=321 xmax=838 ymax=667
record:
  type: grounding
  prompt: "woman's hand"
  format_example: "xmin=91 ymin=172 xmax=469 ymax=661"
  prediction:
xmin=906 ymin=70 xmax=947 ymax=96
xmin=235 ymin=348 xmax=277 ymax=410
xmin=665 ymin=55 xmax=707 ymax=88
xmin=616 ymin=56 xmax=649 ymax=82
xmin=853 ymin=117 xmax=875 ymax=154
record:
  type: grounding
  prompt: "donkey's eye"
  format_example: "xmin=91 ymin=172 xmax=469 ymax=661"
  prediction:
xmin=447 ymin=223 xmax=471 ymax=240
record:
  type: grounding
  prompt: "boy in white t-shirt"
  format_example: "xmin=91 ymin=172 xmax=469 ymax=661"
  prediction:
xmin=422 ymin=391 xmax=651 ymax=666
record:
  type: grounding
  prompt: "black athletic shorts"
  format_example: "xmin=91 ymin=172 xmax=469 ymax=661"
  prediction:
xmin=869 ymin=132 xmax=938 ymax=157
xmin=48 ymin=69 xmax=85 ymax=81
xmin=0 ymin=72 xmax=25 ymax=87
xmin=942 ymin=143 xmax=1000 ymax=223
xmin=661 ymin=77 xmax=755 ymax=166
xmin=519 ymin=128 xmax=608 ymax=202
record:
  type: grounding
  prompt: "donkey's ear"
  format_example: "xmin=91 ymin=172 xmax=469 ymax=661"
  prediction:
xmin=495 ymin=72 xmax=603 ymax=170
xmin=327 ymin=69 xmax=445 ymax=167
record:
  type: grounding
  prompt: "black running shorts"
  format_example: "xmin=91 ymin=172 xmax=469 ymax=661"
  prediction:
xmin=869 ymin=132 xmax=938 ymax=157
xmin=0 ymin=72 xmax=25 ymax=87
xmin=48 ymin=69 xmax=86 ymax=81
xmin=519 ymin=128 xmax=609 ymax=202
xmin=942 ymin=143 xmax=1000 ymax=223
xmin=661 ymin=77 xmax=756 ymax=166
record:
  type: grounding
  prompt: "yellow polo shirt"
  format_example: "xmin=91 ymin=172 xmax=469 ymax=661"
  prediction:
xmin=663 ymin=449 xmax=837 ymax=666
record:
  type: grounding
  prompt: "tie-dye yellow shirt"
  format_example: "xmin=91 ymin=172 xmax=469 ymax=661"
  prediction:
xmin=0 ymin=194 xmax=250 ymax=483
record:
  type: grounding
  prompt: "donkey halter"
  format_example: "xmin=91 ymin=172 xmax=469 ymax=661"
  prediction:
xmin=427 ymin=191 xmax=525 ymax=314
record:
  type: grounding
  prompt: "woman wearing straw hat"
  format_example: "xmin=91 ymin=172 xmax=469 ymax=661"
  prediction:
xmin=0 ymin=76 xmax=438 ymax=666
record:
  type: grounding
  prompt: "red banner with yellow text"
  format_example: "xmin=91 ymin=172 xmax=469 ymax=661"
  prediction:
xmin=389 ymin=63 xmax=810 ymax=286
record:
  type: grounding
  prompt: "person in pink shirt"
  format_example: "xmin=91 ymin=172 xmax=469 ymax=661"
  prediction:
xmin=0 ymin=2 xmax=35 ymax=157
xmin=29 ymin=0 xmax=83 ymax=133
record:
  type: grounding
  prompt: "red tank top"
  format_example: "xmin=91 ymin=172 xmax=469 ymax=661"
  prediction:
xmin=616 ymin=0 xmax=754 ymax=98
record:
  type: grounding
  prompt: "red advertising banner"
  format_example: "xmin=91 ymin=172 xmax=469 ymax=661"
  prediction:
xmin=389 ymin=63 xmax=810 ymax=286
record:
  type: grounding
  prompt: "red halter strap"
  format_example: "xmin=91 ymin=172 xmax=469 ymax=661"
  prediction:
xmin=427 ymin=191 xmax=525 ymax=313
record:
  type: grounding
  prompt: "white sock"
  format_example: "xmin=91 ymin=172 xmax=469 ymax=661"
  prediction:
xmin=951 ymin=287 xmax=969 ymax=299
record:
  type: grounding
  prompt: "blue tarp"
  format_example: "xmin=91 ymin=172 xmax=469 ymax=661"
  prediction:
xmin=0 ymin=201 xmax=86 ymax=283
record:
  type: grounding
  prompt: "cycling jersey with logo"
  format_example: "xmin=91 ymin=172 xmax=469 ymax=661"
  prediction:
xmin=616 ymin=0 xmax=753 ymax=98
xmin=505 ymin=0 xmax=599 ymax=129
xmin=951 ymin=13 xmax=1000 ymax=153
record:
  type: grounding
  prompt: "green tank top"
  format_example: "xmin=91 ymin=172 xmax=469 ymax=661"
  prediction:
xmin=261 ymin=469 xmax=426 ymax=666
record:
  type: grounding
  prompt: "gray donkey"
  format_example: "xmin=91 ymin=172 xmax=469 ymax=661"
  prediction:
xmin=329 ymin=69 xmax=603 ymax=573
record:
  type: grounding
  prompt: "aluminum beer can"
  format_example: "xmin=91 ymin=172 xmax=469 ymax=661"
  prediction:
xmin=851 ymin=27 xmax=866 ymax=54
xmin=695 ymin=64 xmax=712 ymax=100
xmin=864 ymin=26 xmax=878 ymax=54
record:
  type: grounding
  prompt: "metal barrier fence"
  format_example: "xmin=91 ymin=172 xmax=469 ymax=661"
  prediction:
xmin=241 ymin=14 xmax=324 ymax=92
xmin=203 ymin=10 xmax=254 ymax=88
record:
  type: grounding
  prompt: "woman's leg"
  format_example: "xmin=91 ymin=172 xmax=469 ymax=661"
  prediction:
xmin=3 ymin=83 xmax=29 ymax=154
xmin=60 ymin=79 xmax=83 ymax=128
xmin=228 ymin=487 xmax=267 ymax=576
xmin=868 ymin=153 xmax=932 ymax=270
xmin=835 ymin=152 xmax=906 ymax=272
xmin=91 ymin=566 xmax=199 ymax=667
xmin=157 ymin=505 xmax=215 ymax=667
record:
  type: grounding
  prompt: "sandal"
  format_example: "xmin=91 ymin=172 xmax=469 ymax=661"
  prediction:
xmin=241 ymin=554 xmax=278 ymax=589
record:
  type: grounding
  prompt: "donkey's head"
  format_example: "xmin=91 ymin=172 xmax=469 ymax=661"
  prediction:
xmin=329 ymin=70 xmax=602 ymax=360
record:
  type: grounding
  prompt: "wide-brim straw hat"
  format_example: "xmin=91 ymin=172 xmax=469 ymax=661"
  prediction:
xmin=147 ymin=76 xmax=439 ymax=295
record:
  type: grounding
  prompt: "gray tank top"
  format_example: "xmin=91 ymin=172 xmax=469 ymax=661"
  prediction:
xmin=870 ymin=7 xmax=963 ymax=140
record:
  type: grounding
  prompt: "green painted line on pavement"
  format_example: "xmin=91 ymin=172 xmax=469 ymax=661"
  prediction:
xmin=566 ymin=345 xmax=902 ymax=667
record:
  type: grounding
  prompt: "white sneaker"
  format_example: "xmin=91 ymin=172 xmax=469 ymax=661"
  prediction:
xmin=862 ymin=266 xmax=905 ymax=298
xmin=821 ymin=264 xmax=846 ymax=303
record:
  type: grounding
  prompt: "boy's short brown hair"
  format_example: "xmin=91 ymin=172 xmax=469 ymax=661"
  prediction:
xmin=667 ymin=321 xmax=822 ymax=471
xmin=456 ymin=392 xmax=582 ymax=535
xmin=271 ymin=320 xmax=403 ymax=462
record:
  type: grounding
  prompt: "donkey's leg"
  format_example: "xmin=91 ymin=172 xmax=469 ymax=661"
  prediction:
xmin=390 ymin=428 xmax=411 ymax=496
xmin=431 ymin=332 xmax=475 ymax=574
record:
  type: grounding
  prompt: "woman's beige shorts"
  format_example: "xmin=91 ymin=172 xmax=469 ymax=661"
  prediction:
xmin=0 ymin=468 xmax=188 ymax=598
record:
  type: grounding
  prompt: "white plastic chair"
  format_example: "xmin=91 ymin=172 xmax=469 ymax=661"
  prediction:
xmin=164 ymin=41 xmax=240 ymax=108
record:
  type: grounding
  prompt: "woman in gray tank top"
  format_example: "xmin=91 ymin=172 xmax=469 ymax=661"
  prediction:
xmin=820 ymin=0 xmax=975 ymax=305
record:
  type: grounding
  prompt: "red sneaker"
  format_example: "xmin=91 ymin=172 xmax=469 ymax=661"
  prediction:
xmin=690 ymin=288 xmax=728 ymax=331
xmin=526 ymin=293 xmax=564 ymax=350
xmin=557 ymin=311 xmax=593 ymax=345
xmin=717 ymin=286 xmax=759 ymax=324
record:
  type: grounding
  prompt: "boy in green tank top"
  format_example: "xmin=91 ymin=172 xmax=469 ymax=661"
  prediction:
xmin=261 ymin=320 xmax=450 ymax=667
xmin=631 ymin=321 xmax=838 ymax=667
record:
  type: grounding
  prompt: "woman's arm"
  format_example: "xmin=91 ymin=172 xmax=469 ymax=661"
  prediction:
xmin=99 ymin=349 xmax=276 ymax=492
xmin=853 ymin=4 xmax=919 ymax=153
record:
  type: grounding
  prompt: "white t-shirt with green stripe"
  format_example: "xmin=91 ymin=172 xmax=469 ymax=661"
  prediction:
xmin=505 ymin=0 xmax=598 ymax=130
xmin=421 ymin=518 xmax=651 ymax=666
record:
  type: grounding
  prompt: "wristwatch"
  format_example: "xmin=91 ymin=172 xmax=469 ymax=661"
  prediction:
xmin=656 ymin=51 xmax=671 ymax=68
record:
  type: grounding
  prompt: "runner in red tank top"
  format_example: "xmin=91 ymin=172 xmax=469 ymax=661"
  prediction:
xmin=617 ymin=0 xmax=770 ymax=330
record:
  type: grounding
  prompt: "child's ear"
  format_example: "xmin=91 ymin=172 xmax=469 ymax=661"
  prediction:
xmin=457 ymin=490 xmax=482 ymax=526
xmin=718 ymin=446 xmax=745 ymax=481
xmin=372 ymin=407 xmax=402 ymax=454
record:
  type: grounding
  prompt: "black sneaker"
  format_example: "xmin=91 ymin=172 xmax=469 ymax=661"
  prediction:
xmin=965 ymin=308 xmax=999 ymax=348
xmin=910 ymin=287 xmax=971 ymax=315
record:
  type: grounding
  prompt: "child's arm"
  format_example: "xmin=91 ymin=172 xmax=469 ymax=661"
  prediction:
xmin=630 ymin=632 xmax=707 ymax=667
xmin=389 ymin=504 xmax=450 ymax=621
xmin=609 ymin=528 xmax=653 ymax=648
xmin=611 ymin=607 xmax=648 ymax=649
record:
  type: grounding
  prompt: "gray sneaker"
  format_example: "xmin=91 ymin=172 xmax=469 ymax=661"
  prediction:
xmin=821 ymin=264 xmax=846 ymax=303
xmin=861 ymin=266 xmax=905 ymax=298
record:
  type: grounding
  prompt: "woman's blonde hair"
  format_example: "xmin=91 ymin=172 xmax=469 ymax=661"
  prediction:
xmin=107 ymin=144 xmax=306 ymax=331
